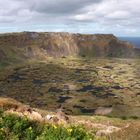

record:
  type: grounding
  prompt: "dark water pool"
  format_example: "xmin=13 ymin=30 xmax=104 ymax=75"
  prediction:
xmin=57 ymin=96 xmax=72 ymax=103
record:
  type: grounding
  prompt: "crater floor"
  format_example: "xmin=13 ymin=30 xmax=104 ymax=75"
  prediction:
xmin=0 ymin=56 xmax=140 ymax=118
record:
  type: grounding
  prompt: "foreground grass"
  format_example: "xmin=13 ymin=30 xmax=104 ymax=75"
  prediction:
xmin=0 ymin=111 xmax=108 ymax=140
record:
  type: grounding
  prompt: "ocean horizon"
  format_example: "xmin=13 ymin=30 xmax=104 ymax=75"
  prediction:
xmin=119 ymin=37 xmax=140 ymax=48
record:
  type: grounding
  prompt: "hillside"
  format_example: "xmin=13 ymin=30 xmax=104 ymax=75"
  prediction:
xmin=0 ymin=32 xmax=139 ymax=63
xmin=0 ymin=32 xmax=140 ymax=140
xmin=0 ymin=97 xmax=140 ymax=140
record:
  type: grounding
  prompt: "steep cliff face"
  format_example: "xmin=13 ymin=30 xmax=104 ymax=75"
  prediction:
xmin=0 ymin=32 xmax=138 ymax=60
xmin=74 ymin=34 xmax=135 ymax=57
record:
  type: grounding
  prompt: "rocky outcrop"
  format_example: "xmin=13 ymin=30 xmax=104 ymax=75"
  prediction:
xmin=0 ymin=32 xmax=139 ymax=59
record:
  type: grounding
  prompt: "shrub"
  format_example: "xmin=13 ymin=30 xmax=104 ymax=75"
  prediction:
xmin=0 ymin=111 xmax=108 ymax=140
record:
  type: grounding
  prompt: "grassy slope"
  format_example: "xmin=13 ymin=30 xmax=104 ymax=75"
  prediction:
xmin=0 ymin=96 xmax=140 ymax=140
xmin=1 ymin=111 xmax=105 ymax=140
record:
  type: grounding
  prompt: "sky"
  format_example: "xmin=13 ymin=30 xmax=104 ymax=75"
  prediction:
xmin=0 ymin=0 xmax=140 ymax=36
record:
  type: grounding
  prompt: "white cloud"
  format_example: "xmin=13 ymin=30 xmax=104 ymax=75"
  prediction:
xmin=0 ymin=0 xmax=139 ymax=36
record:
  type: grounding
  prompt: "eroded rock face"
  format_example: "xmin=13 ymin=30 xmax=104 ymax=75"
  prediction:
xmin=0 ymin=32 xmax=139 ymax=59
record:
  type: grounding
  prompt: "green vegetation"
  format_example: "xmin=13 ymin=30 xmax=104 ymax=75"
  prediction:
xmin=0 ymin=61 xmax=9 ymax=70
xmin=0 ymin=32 xmax=139 ymax=140
xmin=0 ymin=111 xmax=108 ymax=140
xmin=0 ymin=57 xmax=139 ymax=118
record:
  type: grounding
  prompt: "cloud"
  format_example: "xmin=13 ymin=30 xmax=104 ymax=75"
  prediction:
xmin=33 ymin=0 xmax=95 ymax=14
xmin=0 ymin=0 xmax=140 ymax=36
